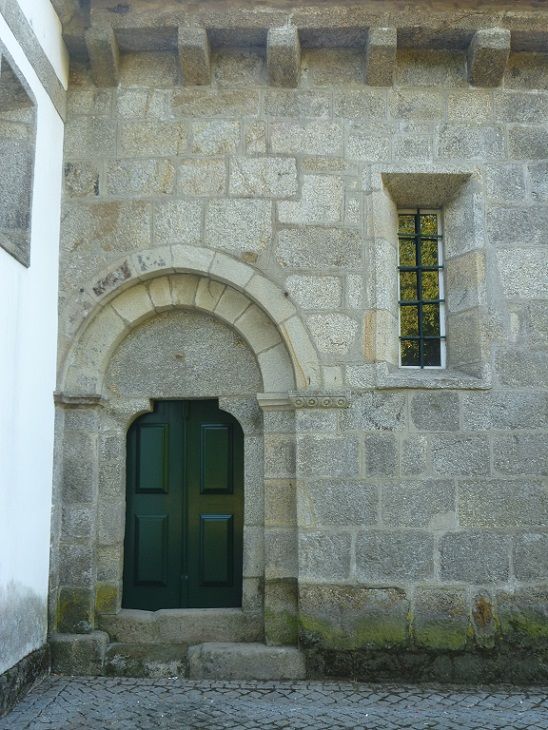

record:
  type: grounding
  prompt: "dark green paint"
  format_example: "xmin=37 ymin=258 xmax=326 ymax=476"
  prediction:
xmin=123 ymin=400 xmax=243 ymax=610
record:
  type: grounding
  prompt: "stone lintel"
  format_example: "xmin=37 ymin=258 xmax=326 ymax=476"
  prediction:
xmin=467 ymin=28 xmax=510 ymax=87
xmin=267 ymin=27 xmax=301 ymax=88
xmin=85 ymin=24 xmax=120 ymax=87
xmin=364 ymin=27 xmax=397 ymax=87
xmin=178 ymin=27 xmax=211 ymax=86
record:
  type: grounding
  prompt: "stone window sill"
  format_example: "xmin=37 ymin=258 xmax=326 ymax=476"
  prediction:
xmin=375 ymin=363 xmax=492 ymax=390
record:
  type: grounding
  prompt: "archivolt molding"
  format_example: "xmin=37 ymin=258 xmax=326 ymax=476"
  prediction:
xmin=60 ymin=245 xmax=322 ymax=395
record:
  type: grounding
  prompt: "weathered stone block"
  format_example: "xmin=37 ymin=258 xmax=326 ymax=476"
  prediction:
xmin=206 ymin=199 xmax=272 ymax=254
xmin=513 ymin=534 xmax=548 ymax=581
xmin=447 ymin=90 xmax=493 ymax=123
xmin=528 ymin=161 xmax=548 ymax=203
xmin=413 ymin=587 xmax=469 ymax=651
xmin=298 ymin=531 xmax=351 ymax=581
xmin=264 ymin=436 xmax=295 ymax=479
xmin=400 ymin=436 xmax=428 ymax=476
xmin=341 ymin=392 xmax=406 ymax=431
xmin=347 ymin=128 xmax=391 ymax=162
xmin=496 ymin=247 xmax=548 ymax=298
xmin=306 ymin=481 xmax=378 ymax=527
xmin=462 ymin=391 xmax=548 ymax=430
xmin=64 ymin=162 xmax=100 ymax=198
xmin=299 ymin=584 xmax=409 ymax=650
xmin=171 ymin=89 xmax=259 ymax=118
xmin=440 ymin=532 xmax=511 ymax=582
xmin=431 ymin=434 xmax=490 ymax=476
xmin=410 ymin=392 xmax=460 ymax=431
xmin=117 ymin=121 xmax=187 ymax=158
xmin=495 ymin=348 xmax=548 ymax=388
xmin=496 ymin=587 xmax=548 ymax=649
xmin=56 ymin=587 xmax=94 ymax=634
xmin=64 ymin=117 xmax=116 ymax=160
xmin=271 ymin=121 xmax=343 ymax=156
xmin=267 ymin=27 xmax=301 ymax=88
xmin=382 ymin=480 xmax=456 ymax=529
xmin=106 ymin=160 xmax=175 ymax=197
xmin=445 ymin=251 xmax=486 ymax=313
xmin=105 ymin=643 xmax=188 ymax=678
xmin=355 ymin=531 xmax=434 ymax=581
xmin=364 ymin=27 xmax=397 ymax=86
xmin=396 ymin=49 xmax=466 ymax=87
xmin=276 ymin=227 xmax=362 ymax=269
xmin=178 ymin=158 xmax=226 ymax=196
xmin=265 ymin=89 xmax=331 ymax=118
xmin=307 ymin=313 xmax=358 ymax=354
xmin=389 ymin=89 xmax=444 ymax=120
xmin=458 ymin=479 xmax=548 ymax=528
xmin=265 ymin=480 xmax=296 ymax=527
xmin=50 ymin=632 xmax=109 ymax=676
xmin=264 ymin=578 xmax=298 ymax=646
xmin=493 ymin=434 xmax=548 ymax=476
xmin=188 ymin=643 xmax=305 ymax=680
xmin=508 ymin=126 xmax=548 ymax=160
xmin=58 ymin=542 xmax=94 ymax=585
xmin=467 ymin=28 xmax=510 ymax=87
xmin=297 ymin=436 xmax=359 ymax=478
xmin=364 ymin=433 xmax=397 ymax=476
xmin=229 ymin=157 xmax=297 ymax=199
xmin=285 ymin=275 xmax=342 ymax=310
xmin=153 ymin=200 xmax=202 ymax=244
xmin=191 ymin=120 xmax=240 ymax=154
xmin=437 ymin=125 xmax=504 ymax=160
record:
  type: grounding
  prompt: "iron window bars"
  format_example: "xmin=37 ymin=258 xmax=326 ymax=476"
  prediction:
xmin=398 ymin=210 xmax=446 ymax=368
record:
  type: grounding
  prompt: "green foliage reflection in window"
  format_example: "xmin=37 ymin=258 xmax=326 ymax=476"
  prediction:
xmin=398 ymin=211 xmax=446 ymax=368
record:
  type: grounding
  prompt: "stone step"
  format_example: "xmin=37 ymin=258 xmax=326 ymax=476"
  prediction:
xmin=188 ymin=642 xmax=306 ymax=681
xmin=104 ymin=643 xmax=188 ymax=678
xmin=98 ymin=608 xmax=263 ymax=644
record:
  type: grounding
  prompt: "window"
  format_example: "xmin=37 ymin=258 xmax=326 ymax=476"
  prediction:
xmin=398 ymin=210 xmax=446 ymax=368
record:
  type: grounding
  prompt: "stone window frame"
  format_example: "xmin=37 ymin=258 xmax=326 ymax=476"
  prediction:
xmin=0 ymin=46 xmax=36 ymax=267
xmin=366 ymin=165 xmax=492 ymax=389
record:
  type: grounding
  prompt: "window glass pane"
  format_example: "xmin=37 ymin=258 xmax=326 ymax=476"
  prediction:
xmin=423 ymin=339 xmax=441 ymax=367
xmin=399 ymin=271 xmax=418 ymax=301
xmin=421 ymin=271 xmax=440 ymax=301
xmin=420 ymin=240 xmax=439 ymax=266
xmin=400 ymin=305 xmax=419 ymax=336
xmin=399 ymin=239 xmax=416 ymax=266
xmin=398 ymin=215 xmax=415 ymax=235
xmin=420 ymin=214 xmax=437 ymax=236
xmin=401 ymin=339 xmax=420 ymax=367
xmin=422 ymin=304 xmax=440 ymax=336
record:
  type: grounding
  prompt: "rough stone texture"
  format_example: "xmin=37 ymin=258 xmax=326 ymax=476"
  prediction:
xmin=54 ymin=28 xmax=548 ymax=683
xmin=178 ymin=27 xmax=210 ymax=86
xmin=0 ymin=646 xmax=48 ymax=718
xmin=364 ymin=27 xmax=397 ymax=87
xmin=267 ymin=27 xmax=301 ymax=88
xmin=50 ymin=632 xmax=109 ymax=677
xmin=187 ymin=643 xmax=305 ymax=680
xmin=105 ymin=644 xmax=188 ymax=678
xmin=467 ymin=29 xmax=510 ymax=88
xmin=85 ymin=25 xmax=119 ymax=88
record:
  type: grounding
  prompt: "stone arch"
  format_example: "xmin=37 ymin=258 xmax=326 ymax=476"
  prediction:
xmin=59 ymin=245 xmax=322 ymax=395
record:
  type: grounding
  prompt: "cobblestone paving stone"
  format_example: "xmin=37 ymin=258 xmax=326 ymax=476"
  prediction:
xmin=1 ymin=676 xmax=547 ymax=729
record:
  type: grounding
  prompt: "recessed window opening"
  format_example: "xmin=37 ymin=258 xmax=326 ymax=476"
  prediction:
xmin=398 ymin=209 xmax=446 ymax=368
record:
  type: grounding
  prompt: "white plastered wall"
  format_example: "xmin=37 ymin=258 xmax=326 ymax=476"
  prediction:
xmin=0 ymin=1 xmax=67 ymax=674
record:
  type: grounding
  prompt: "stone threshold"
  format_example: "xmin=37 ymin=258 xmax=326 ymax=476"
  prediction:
xmin=98 ymin=607 xmax=264 ymax=644
xmin=0 ymin=645 xmax=50 ymax=717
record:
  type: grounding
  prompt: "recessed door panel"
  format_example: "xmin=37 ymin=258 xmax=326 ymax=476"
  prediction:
xmin=135 ymin=514 xmax=168 ymax=585
xmin=200 ymin=424 xmax=232 ymax=494
xmin=200 ymin=514 xmax=233 ymax=586
xmin=137 ymin=423 xmax=168 ymax=493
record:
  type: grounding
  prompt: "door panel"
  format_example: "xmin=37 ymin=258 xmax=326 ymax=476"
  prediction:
xmin=123 ymin=399 xmax=243 ymax=610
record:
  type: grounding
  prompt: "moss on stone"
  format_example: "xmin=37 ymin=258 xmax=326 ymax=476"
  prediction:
xmin=413 ymin=621 xmax=468 ymax=652
xmin=95 ymin=584 xmax=118 ymax=614
xmin=299 ymin=613 xmax=407 ymax=651
xmin=56 ymin=587 xmax=93 ymax=634
xmin=265 ymin=609 xmax=298 ymax=646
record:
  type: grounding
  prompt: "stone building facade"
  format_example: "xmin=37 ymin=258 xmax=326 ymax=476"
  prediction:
xmin=48 ymin=0 xmax=547 ymax=683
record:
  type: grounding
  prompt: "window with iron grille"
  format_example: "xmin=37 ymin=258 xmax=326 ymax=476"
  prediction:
xmin=398 ymin=210 xmax=446 ymax=368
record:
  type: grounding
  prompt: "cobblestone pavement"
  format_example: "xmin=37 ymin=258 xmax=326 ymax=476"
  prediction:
xmin=1 ymin=676 xmax=547 ymax=729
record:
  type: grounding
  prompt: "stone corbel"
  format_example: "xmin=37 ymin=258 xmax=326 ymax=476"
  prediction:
xmin=467 ymin=28 xmax=510 ymax=87
xmin=364 ymin=27 xmax=397 ymax=86
xmin=85 ymin=24 xmax=120 ymax=87
xmin=178 ymin=27 xmax=211 ymax=86
xmin=54 ymin=391 xmax=105 ymax=408
xmin=267 ymin=26 xmax=301 ymax=88
xmin=256 ymin=392 xmax=293 ymax=411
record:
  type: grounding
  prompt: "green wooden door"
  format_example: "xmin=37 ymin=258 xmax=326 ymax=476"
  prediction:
xmin=123 ymin=400 xmax=243 ymax=610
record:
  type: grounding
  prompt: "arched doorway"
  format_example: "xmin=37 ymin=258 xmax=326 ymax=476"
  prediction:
xmin=123 ymin=399 xmax=244 ymax=610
